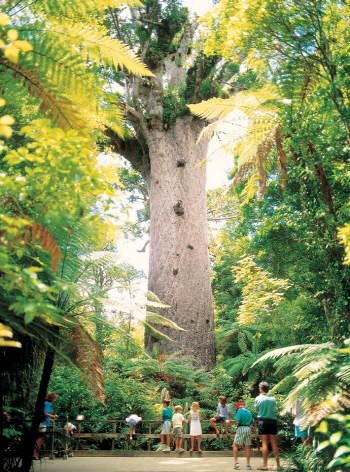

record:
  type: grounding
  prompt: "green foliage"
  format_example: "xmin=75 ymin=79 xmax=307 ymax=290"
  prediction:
xmin=162 ymin=85 xmax=187 ymax=127
xmin=0 ymin=120 xmax=117 ymax=326
xmin=233 ymin=255 xmax=290 ymax=324
xmin=252 ymin=342 xmax=350 ymax=430
xmin=123 ymin=351 xmax=207 ymax=386
xmin=0 ymin=0 xmax=152 ymax=138
xmin=317 ymin=414 xmax=350 ymax=471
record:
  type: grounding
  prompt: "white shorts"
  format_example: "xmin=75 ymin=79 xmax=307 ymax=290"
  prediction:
xmin=162 ymin=421 xmax=171 ymax=435
xmin=234 ymin=426 xmax=252 ymax=446
xmin=39 ymin=422 xmax=47 ymax=433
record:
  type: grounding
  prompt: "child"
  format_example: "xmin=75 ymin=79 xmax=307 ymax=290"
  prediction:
xmin=233 ymin=401 xmax=254 ymax=470
xmin=172 ymin=405 xmax=186 ymax=452
xmin=64 ymin=422 xmax=76 ymax=436
xmin=157 ymin=400 xmax=172 ymax=452
xmin=210 ymin=395 xmax=232 ymax=438
xmin=188 ymin=402 xmax=203 ymax=452
xmin=125 ymin=414 xmax=142 ymax=442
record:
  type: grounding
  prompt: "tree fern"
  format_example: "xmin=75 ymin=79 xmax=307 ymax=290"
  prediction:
xmin=1 ymin=0 xmax=152 ymax=137
xmin=124 ymin=350 xmax=207 ymax=385
xmin=189 ymin=84 xmax=287 ymax=197
xmin=251 ymin=342 xmax=350 ymax=427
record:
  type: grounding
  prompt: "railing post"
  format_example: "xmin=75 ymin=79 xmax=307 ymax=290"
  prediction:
xmin=184 ymin=421 xmax=188 ymax=451
xmin=75 ymin=420 xmax=82 ymax=451
xmin=148 ymin=422 xmax=152 ymax=451
xmin=111 ymin=422 xmax=116 ymax=451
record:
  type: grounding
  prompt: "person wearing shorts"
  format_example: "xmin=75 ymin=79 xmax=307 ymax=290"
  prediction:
xmin=172 ymin=405 xmax=186 ymax=452
xmin=292 ymin=399 xmax=312 ymax=447
xmin=125 ymin=415 xmax=142 ymax=442
xmin=209 ymin=396 xmax=232 ymax=438
xmin=156 ymin=400 xmax=172 ymax=452
xmin=255 ymin=382 xmax=280 ymax=471
xmin=233 ymin=402 xmax=253 ymax=470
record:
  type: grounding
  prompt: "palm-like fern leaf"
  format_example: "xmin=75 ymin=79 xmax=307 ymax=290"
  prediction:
xmin=42 ymin=22 xmax=153 ymax=77
xmin=68 ymin=316 xmax=105 ymax=404
xmin=0 ymin=58 xmax=89 ymax=133
xmin=251 ymin=343 xmax=332 ymax=367
xmin=189 ymin=85 xmax=288 ymax=196
xmin=145 ymin=312 xmax=185 ymax=331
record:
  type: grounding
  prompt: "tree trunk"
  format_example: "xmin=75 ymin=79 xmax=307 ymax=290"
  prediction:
xmin=144 ymin=114 xmax=216 ymax=370
xmin=20 ymin=345 xmax=55 ymax=472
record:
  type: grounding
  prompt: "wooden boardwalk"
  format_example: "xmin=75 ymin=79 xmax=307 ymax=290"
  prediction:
xmin=32 ymin=455 xmax=282 ymax=472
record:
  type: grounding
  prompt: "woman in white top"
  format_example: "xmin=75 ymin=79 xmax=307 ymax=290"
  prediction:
xmin=188 ymin=402 xmax=203 ymax=452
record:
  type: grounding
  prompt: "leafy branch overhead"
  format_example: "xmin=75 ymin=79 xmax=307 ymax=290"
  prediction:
xmin=189 ymin=85 xmax=287 ymax=199
xmin=0 ymin=3 xmax=152 ymax=137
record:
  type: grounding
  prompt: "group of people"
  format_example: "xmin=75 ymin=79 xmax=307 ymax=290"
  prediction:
xmin=128 ymin=381 xmax=281 ymax=470
xmin=36 ymin=381 xmax=308 ymax=470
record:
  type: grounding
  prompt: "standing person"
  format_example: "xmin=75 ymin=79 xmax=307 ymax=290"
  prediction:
xmin=233 ymin=401 xmax=254 ymax=470
xmin=172 ymin=405 xmax=185 ymax=452
xmin=209 ymin=395 xmax=232 ymax=438
xmin=291 ymin=398 xmax=312 ymax=446
xmin=33 ymin=392 xmax=58 ymax=460
xmin=188 ymin=402 xmax=203 ymax=452
xmin=255 ymin=382 xmax=280 ymax=471
xmin=156 ymin=400 xmax=172 ymax=452
xmin=126 ymin=414 xmax=142 ymax=442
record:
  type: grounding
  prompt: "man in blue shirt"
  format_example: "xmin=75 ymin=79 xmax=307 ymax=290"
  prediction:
xmin=255 ymin=382 xmax=280 ymax=470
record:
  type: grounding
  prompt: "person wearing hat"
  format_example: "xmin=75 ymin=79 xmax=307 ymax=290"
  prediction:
xmin=233 ymin=401 xmax=254 ymax=470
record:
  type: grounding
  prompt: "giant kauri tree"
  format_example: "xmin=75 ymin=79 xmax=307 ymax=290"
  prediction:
xmin=105 ymin=1 xmax=235 ymax=368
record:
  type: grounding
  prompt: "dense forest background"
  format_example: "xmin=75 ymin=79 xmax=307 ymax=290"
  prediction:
xmin=1 ymin=0 xmax=350 ymax=471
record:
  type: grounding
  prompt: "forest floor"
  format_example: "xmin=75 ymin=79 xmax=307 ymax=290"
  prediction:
xmin=32 ymin=456 xmax=283 ymax=471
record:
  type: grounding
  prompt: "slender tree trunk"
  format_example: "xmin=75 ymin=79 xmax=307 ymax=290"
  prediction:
xmin=20 ymin=346 xmax=55 ymax=472
xmin=144 ymin=115 xmax=216 ymax=369
xmin=0 ymin=352 xmax=4 ymax=472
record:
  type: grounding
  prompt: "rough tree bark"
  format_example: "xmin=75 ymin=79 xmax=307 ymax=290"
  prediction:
xmin=145 ymin=117 xmax=215 ymax=368
xmin=106 ymin=8 xmax=216 ymax=369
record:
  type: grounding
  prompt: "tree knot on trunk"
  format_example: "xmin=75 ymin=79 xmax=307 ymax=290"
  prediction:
xmin=173 ymin=200 xmax=184 ymax=216
xmin=176 ymin=159 xmax=186 ymax=167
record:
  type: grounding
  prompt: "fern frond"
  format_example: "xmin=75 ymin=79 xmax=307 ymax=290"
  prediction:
xmin=20 ymin=31 xmax=102 ymax=103
xmin=197 ymin=120 xmax=220 ymax=143
xmin=68 ymin=316 xmax=105 ymax=404
xmin=141 ymin=321 xmax=174 ymax=342
xmin=145 ymin=290 xmax=163 ymax=303
xmin=240 ymin=171 xmax=259 ymax=205
xmin=46 ymin=22 xmax=153 ymax=77
xmin=189 ymin=84 xmax=281 ymax=121
xmin=1 ymin=219 xmax=62 ymax=274
xmin=251 ymin=343 xmax=332 ymax=367
xmin=12 ymin=0 xmax=141 ymax=24
xmin=145 ymin=311 xmax=185 ymax=331
xmin=189 ymin=96 xmax=241 ymax=121
xmin=270 ymin=374 xmax=299 ymax=394
xmin=1 ymin=58 xmax=88 ymax=133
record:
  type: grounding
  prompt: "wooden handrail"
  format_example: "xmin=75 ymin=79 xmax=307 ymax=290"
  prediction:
xmin=12 ymin=418 xmax=261 ymax=452
xmin=63 ymin=419 xmax=261 ymax=452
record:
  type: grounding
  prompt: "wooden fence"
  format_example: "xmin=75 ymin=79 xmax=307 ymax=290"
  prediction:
xmin=70 ymin=419 xmax=261 ymax=452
